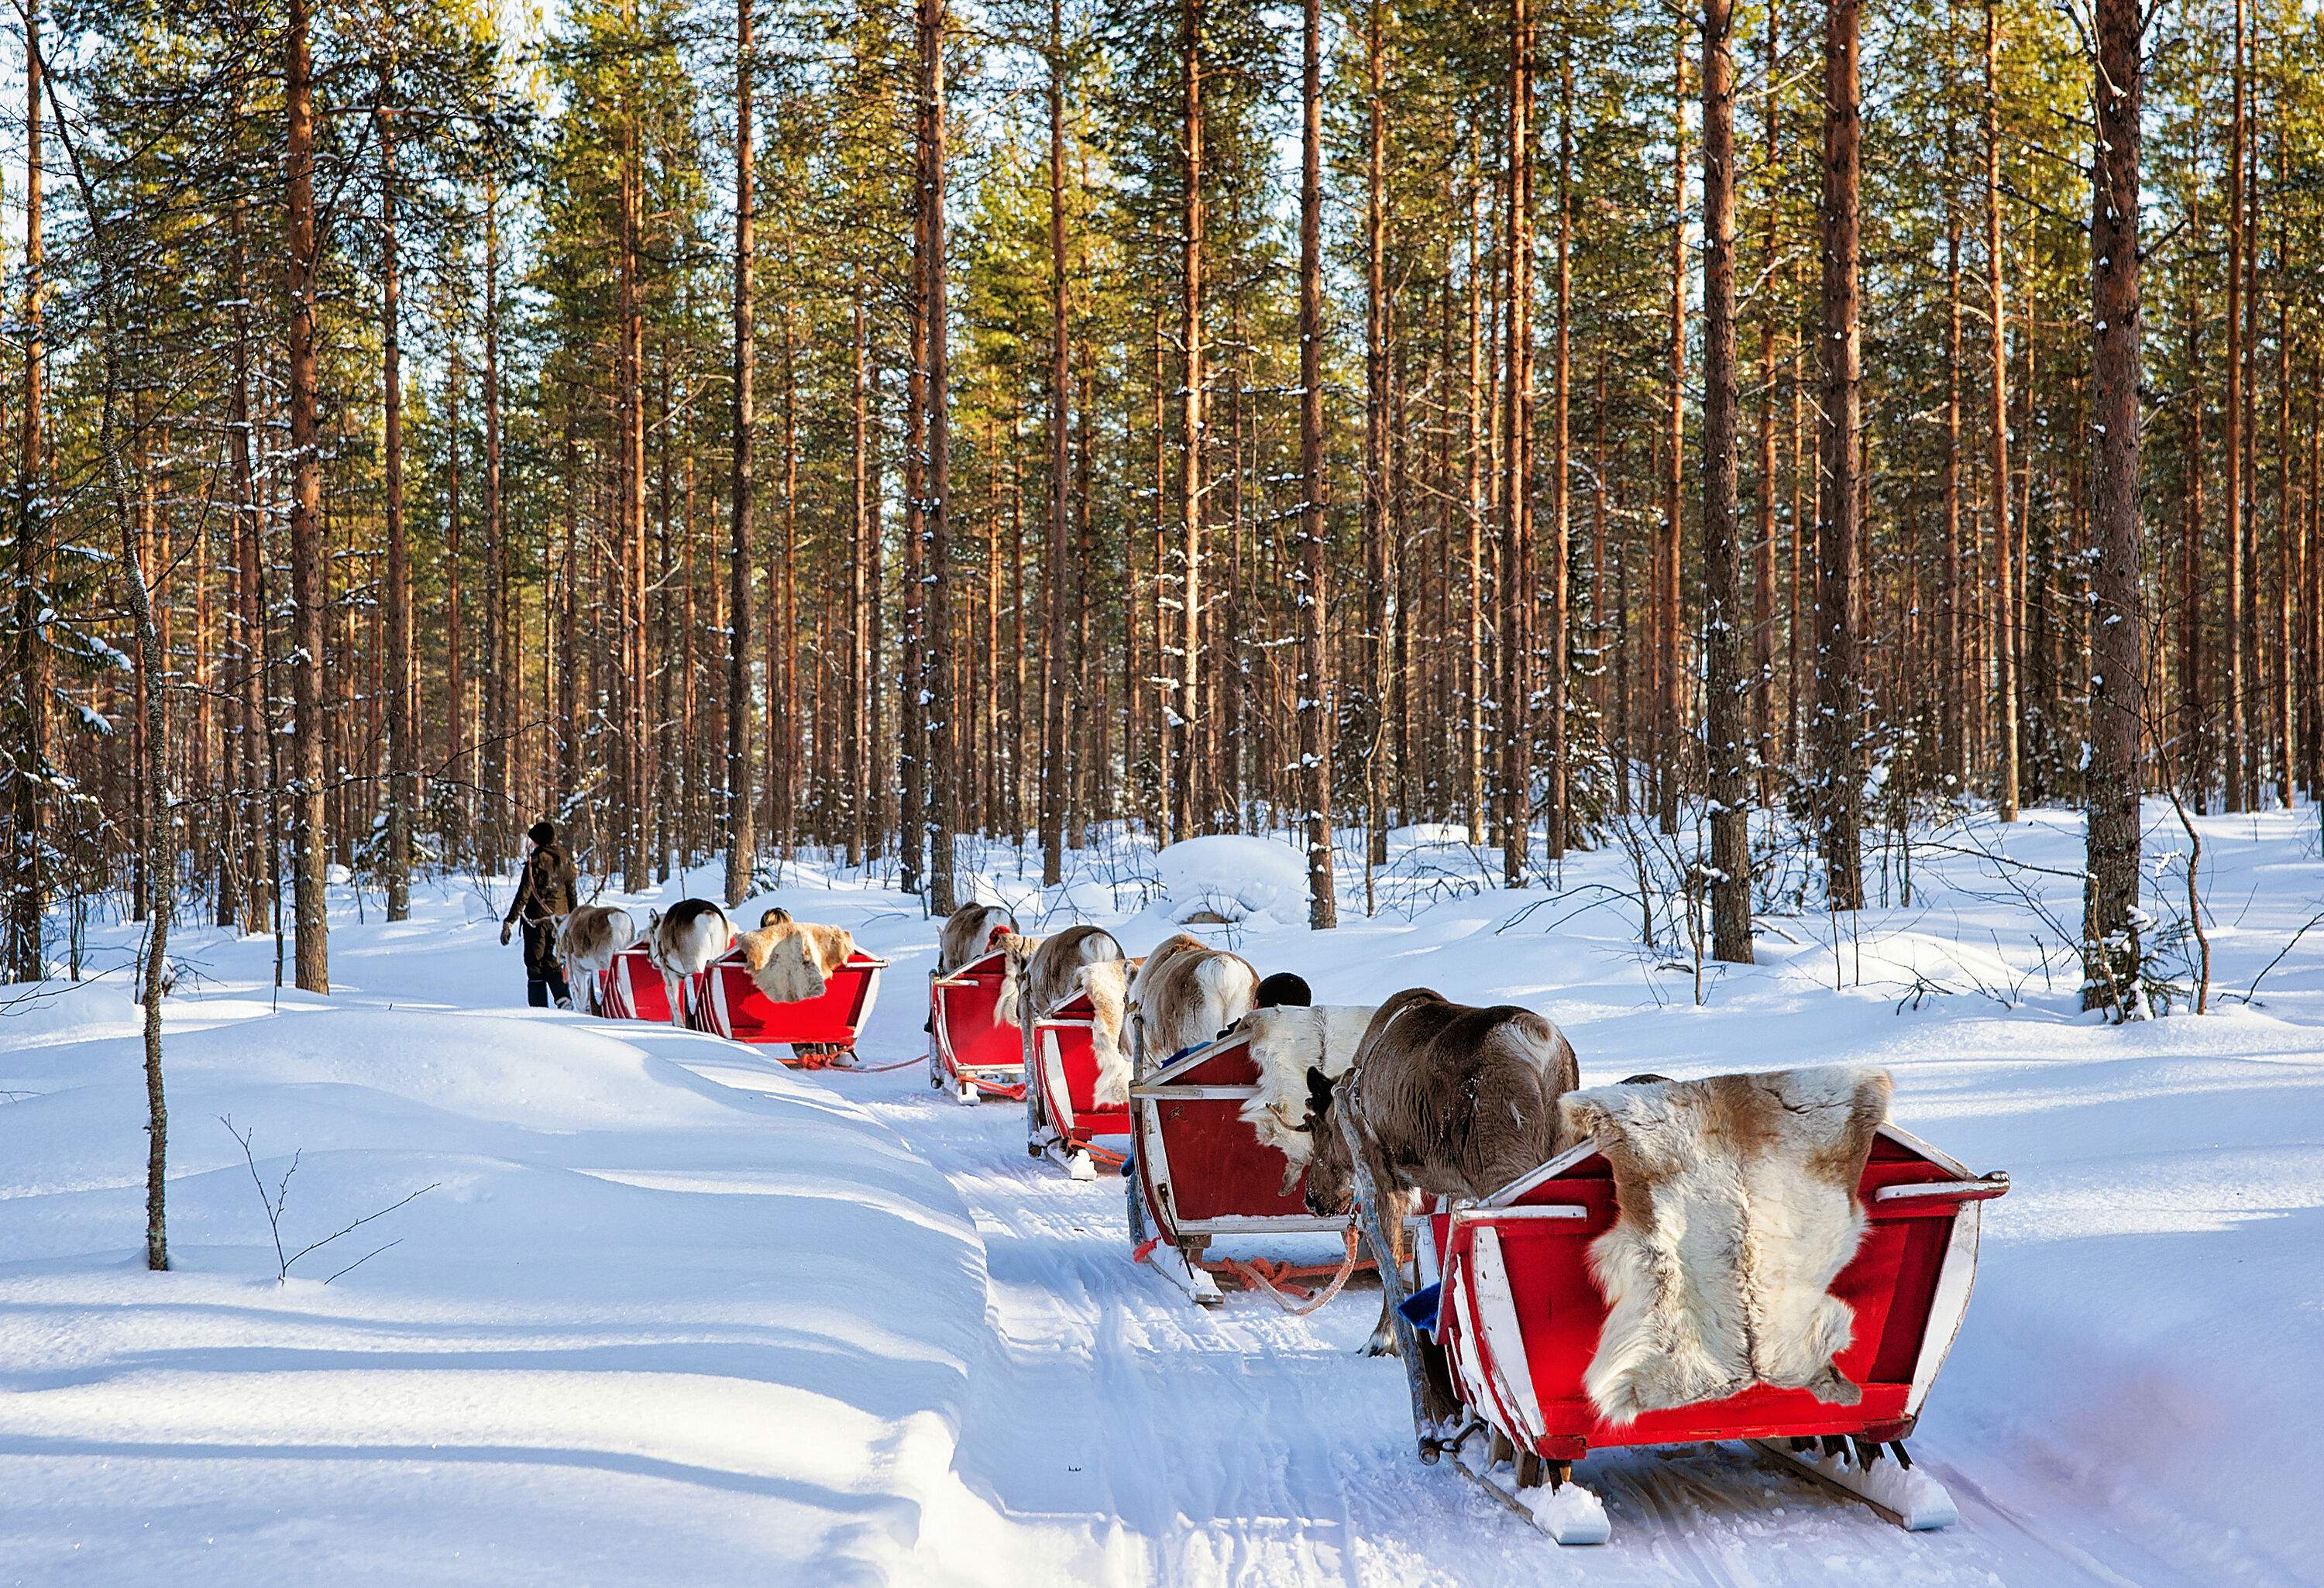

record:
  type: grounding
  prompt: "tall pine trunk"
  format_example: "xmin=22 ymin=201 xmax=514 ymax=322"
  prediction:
xmin=2082 ymin=0 xmax=2144 ymax=1010
xmin=1816 ymin=0 xmax=1864 ymax=910
xmin=287 ymin=0 xmax=328 ymax=991
xmin=726 ymin=0 xmax=757 ymax=905
xmin=1984 ymin=0 xmax=2020 ymax=820
xmin=1701 ymin=0 xmax=1752 ymax=961
xmin=378 ymin=78 xmax=411 ymax=922
xmin=1298 ymin=0 xmax=1335 ymax=928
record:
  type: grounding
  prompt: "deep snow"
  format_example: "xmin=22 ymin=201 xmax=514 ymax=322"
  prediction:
xmin=5 ymin=803 xmax=2322 ymax=1586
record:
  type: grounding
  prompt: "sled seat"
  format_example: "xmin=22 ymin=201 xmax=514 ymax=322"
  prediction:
xmin=1425 ymin=1125 xmax=2008 ymax=1462
xmin=698 ymin=950 xmax=888 ymax=1054
xmin=930 ymin=946 xmax=1025 ymax=1096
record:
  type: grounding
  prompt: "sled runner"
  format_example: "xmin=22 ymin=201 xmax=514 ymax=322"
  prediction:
xmin=927 ymin=942 xmax=1025 ymax=1105
xmin=696 ymin=948 xmax=889 ymax=1065
xmin=1026 ymin=989 xmax=1131 ymax=1181
xmin=1400 ymin=1122 xmax=2007 ymax=1544
xmin=1126 ymin=1026 xmax=1373 ymax=1308
xmin=596 ymin=944 xmax=684 ymax=1025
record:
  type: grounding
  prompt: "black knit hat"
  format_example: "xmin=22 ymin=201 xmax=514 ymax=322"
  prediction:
xmin=1254 ymin=971 xmax=1313 ymax=1009
xmin=529 ymin=820 xmax=557 ymax=847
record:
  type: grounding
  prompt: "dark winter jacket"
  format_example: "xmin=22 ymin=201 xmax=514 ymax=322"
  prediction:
xmin=504 ymin=843 xmax=581 ymax=926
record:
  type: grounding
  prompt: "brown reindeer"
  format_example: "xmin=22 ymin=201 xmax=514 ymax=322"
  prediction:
xmin=646 ymin=899 xmax=737 ymax=1028
xmin=1296 ymin=987 xmax=1580 ymax=1383
xmin=555 ymin=905 xmax=638 ymax=1016
xmin=1130 ymin=936 xmax=1259 ymax=1080
xmin=937 ymin=902 xmax=1018 ymax=975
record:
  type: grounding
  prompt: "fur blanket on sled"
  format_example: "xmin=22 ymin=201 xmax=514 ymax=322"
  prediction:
xmin=1559 ymin=1064 xmax=1891 ymax=1425
xmin=1236 ymin=1004 xmax=1377 ymax=1167
xmin=731 ymin=908 xmax=858 ymax=1004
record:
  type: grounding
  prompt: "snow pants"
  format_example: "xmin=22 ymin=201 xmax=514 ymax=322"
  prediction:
xmin=521 ymin=918 xmax=572 ymax=1008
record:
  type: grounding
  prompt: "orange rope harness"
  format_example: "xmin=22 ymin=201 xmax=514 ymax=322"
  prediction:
xmin=1218 ymin=1224 xmax=1364 ymax=1317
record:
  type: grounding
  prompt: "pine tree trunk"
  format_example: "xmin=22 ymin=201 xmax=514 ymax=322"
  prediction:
xmin=1661 ymin=40 xmax=1686 ymax=838
xmin=483 ymin=189 xmax=509 ymax=870
xmin=1701 ymin=0 xmax=1752 ymax=962
xmin=1545 ymin=50 xmax=1573 ymax=860
xmin=1499 ymin=0 xmax=1533 ymax=885
xmin=1173 ymin=0 xmax=1205 ymax=844
xmin=1816 ymin=0 xmax=1864 ymax=911
xmin=2082 ymin=0 xmax=2144 ymax=1010
xmin=8 ymin=5 xmax=46 ymax=981
xmin=1298 ymin=0 xmax=1335 ymax=928
xmin=921 ymin=0 xmax=957 ymax=914
xmin=378 ymin=81 xmax=411 ymax=923
xmin=1984 ymin=0 xmax=2020 ymax=821
xmin=1041 ymin=0 xmax=1070 ymax=885
xmin=287 ymin=0 xmax=328 ymax=992
xmin=726 ymin=0 xmax=757 ymax=904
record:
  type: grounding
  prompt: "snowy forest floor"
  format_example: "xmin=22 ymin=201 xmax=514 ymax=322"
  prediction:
xmin=3 ymin=803 xmax=2322 ymax=1586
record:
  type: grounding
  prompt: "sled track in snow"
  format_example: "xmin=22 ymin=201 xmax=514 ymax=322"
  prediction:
xmin=850 ymin=1074 xmax=2189 ymax=1588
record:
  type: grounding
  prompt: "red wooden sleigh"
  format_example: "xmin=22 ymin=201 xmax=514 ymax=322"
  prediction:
xmin=593 ymin=940 xmax=887 ymax=1066
xmin=927 ymin=944 xmax=1026 ymax=1104
xmin=695 ymin=949 xmax=889 ymax=1064
xmin=1391 ymin=1121 xmax=2008 ymax=1543
xmin=1126 ymin=1026 xmax=1372 ymax=1308
xmin=596 ymin=944 xmax=680 ymax=1024
xmin=1026 ymin=989 xmax=1130 ymax=1180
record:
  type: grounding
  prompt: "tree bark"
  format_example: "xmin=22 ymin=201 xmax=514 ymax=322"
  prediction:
xmin=1499 ymin=0 xmax=1534 ymax=885
xmin=287 ymin=0 xmax=328 ymax=991
xmin=1298 ymin=0 xmax=1335 ymax=928
xmin=1701 ymin=0 xmax=1752 ymax=961
xmin=1816 ymin=0 xmax=1863 ymax=910
xmin=726 ymin=0 xmax=757 ymax=905
xmin=2082 ymin=0 xmax=2144 ymax=1010
xmin=1173 ymin=0 xmax=1206 ymax=844
xmin=378 ymin=75 xmax=411 ymax=923
xmin=9 ymin=2 xmax=46 ymax=981
xmin=1985 ymin=0 xmax=2020 ymax=821
xmin=1546 ymin=50 xmax=1573 ymax=861
xmin=1042 ymin=0 xmax=1071 ymax=886
xmin=920 ymin=0 xmax=957 ymax=914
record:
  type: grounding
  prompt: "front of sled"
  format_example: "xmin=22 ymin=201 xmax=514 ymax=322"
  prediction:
xmin=598 ymin=944 xmax=690 ymax=1026
xmin=1026 ymin=990 xmax=1130 ymax=1181
xmin=1418 ymin=1124 xmax=2007 ymax=1543
xmin=929 ymin=946 xmax=1024 ymax=1104
xmin=698 ymin=950 xmax=889 ymax=1065
xmin=1128 ymin=1029 xmax=1370 ymax=1308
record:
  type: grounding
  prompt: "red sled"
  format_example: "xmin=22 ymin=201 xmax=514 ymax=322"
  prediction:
xmin=696 ymin=950 xmax=889 ymax=1065
xmin=1127 ymin=1027 xmax=1373 ymax=1308
xmin=1026 ymin=989 xmax=1130 ymax=1181
xmin=596 ymin=944 xmax=686 ymax=1025
xmin=1400 ymin=1122 xmax=2008 ymax=1543
xmin=927 ymin=945 xmax=1025 ymax=1105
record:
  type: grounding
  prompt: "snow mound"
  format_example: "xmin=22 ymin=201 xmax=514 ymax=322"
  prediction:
xmin=0 ymin=1002 xmax=992 ymax=1586
xmin=1155 ymin=835 xmax=1309 ymax=926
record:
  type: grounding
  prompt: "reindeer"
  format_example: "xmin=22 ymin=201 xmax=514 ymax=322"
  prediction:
xmin=1123 ymin=935 xmax=1258 ymax=1105
xmin=555 ymin=905 xmax=637 ymax=1016
xmin=937 ymin=902 xmax=1017 ymax=976
xmin=1003 ymin=926 xmax=1129 ymax=1093
xmin=645 ymin=899 xmax=736 ymax=1028
xmin=1294 ymin=988 xmax=1580 ymax=1401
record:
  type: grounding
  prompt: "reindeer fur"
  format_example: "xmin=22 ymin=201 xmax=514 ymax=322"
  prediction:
xmin=555 ymin=905 xmax=637 ymax=975
xmin=938 ymin=902 xmax=1017 ymax=975
xmin=1125 ymin=940 xmax=1257 ymax=1105
xmin=733 ymin=906 xmax=858 ymax=1005
xmin=1233 ymin=1003 xmax=1377 ymax=1173
xmin=1559 ymin=1065 xmax=1889 ymax=1424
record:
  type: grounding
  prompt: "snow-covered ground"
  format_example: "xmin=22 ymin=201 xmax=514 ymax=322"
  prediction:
xmin=4 ymin=803 xmax=2321 ymax=1586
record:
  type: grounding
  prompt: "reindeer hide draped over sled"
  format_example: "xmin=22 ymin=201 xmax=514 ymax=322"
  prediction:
xmin=1237 ymin=1004 xmax=1377 ymax=1167
xmin=1559 ymin=1065 xmax=1892 ymax=1425
xmin=1078 ymin=957 xmax=1136 ymax=1105
xmin=733 ymin=909 xmax=858 ymax=1005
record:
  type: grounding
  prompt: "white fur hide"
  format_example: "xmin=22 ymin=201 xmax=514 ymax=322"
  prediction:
xmin=1236 ymin=1005 xmax=1377 ymax=1167
xmin=992 ymin=933 xmax=1042 ymax=1029
xmin=736 ymin=917 xmax=856 ymax=1004
xmin=1081 ymin=958 xmax=1136 ymax=1106
xmin=1561 ymin=1065 xmax=1891 ymax=1425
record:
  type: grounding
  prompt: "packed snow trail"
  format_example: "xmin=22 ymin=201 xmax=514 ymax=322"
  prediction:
xmin=8 ymin=809 xmax=2324 ymax=1586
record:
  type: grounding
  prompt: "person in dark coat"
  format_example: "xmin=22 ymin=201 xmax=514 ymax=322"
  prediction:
xmin=501 ymin=820 xmax=580 ymax=1008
